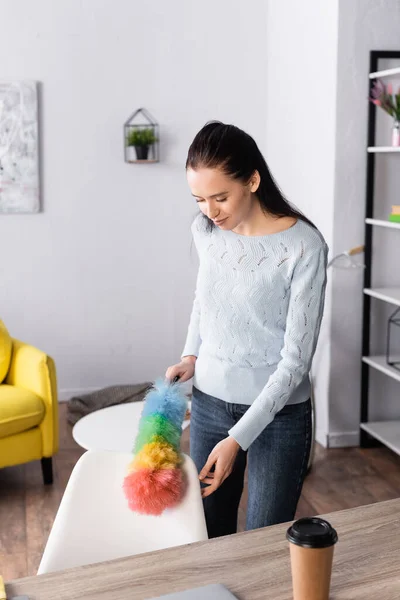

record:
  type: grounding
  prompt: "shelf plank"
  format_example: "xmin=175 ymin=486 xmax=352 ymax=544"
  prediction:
xmin=366 ymin=218 xmax=400 ymax=230
xmin=127 ymin=160 xmax=159 ymax=164
xmin=362 ymin=356 xmax=400 ymax=383
xmin=364 ymin=287 xmax=400 ymax=306
xmin=369 ymin=67 xmax=400 ymax=79
xmin=360 ymin=421 xmax=400 ymax=456
xmin=367 ymin=146 xmax=400 ymax=153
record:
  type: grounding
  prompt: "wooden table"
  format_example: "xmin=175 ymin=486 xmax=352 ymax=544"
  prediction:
xmin=6 ymin=498 xmax=400 ymax=600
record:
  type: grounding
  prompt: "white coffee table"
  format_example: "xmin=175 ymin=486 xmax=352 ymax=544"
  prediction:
xmin=72 ymin=401 xmax=191 ymax=453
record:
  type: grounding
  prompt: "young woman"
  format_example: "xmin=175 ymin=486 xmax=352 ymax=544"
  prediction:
xmin=166 ymin=121 xmax=328 ymax=538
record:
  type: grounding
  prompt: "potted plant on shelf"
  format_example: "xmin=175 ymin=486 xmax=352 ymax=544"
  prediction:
xmin=126 ymin=128 xmax=158 ymax=161
xmin=370 ymin=79 xmax=400 ymax=147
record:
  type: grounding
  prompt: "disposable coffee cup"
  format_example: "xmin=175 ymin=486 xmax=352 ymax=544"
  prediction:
xmin=286 ymin=517 xmax=338 ymax=600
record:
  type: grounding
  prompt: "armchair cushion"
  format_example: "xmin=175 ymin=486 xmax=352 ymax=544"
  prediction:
xmin=0 ymin=384 xmax=45 ymax=439
xmin=0 ymin=321 xmax=12 ymax=383
xmin=5 ymin=339 xmax=59 ymax=457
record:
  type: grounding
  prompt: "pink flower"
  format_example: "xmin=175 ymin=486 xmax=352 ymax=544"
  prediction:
xmin=387 ymin=83 xmax=393 ymax=95
xmin=373 ymin=99 xmax=382 ymax=106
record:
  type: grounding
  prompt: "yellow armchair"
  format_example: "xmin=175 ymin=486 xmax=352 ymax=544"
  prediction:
xmin=0 ymin=336 xmax=59 ymax=484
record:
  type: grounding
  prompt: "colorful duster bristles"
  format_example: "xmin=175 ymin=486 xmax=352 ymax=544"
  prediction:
xmin=123 ymin=378 xmax=188 ymax=515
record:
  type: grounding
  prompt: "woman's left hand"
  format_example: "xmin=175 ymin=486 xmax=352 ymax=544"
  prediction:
xmin=199 ymin=437 xmax=240 ymax=498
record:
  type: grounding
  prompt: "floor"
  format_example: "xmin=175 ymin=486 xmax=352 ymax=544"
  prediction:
xmin=1 ymin=403 xmax=400 ymax=580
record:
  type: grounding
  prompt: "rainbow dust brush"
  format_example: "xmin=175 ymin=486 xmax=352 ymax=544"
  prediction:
xmin=123 ymin=378 xmax=188 ymax=515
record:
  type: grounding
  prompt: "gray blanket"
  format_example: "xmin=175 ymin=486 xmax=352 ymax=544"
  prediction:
xmin=67 ymin=382 xmax=152 ymax=425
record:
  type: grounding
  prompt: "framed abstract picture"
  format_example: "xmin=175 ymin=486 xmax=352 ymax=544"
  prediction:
xmin=0 ymin=80 xmax=40 ymax=213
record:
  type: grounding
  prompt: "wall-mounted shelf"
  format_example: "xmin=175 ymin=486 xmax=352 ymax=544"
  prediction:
xmin=361 ymin=49 xmax=400 ymax=450
xmin=362 ymin=355 xmax=400 ymax=384
xmin=367 ymin=146 xmax=400 ymax=153
xmin=364 ymin=287 xmax=400 ymax=307
xmin=360 ymin=421 xmax=400 ymax=456
xmin=366 ymin=218 xmax=400 ymax=230
xmin=126 ymin=160 xmax=159 ymax=164
xmin=124 ymin=108 xmax=160 ymax=164
xmin=369 ymin=66 xmax=400 ymax=79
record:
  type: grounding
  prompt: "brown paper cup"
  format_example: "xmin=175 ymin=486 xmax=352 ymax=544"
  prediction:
xmin=286 ymin=518 xmax=338 ymax=600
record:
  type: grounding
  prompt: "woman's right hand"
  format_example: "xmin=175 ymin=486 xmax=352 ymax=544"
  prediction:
xmin=165 ymin=356 xmax=196 ymax=383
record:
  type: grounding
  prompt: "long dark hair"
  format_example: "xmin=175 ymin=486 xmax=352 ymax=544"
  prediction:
xmin=186 ymin=121 xmax=314 ymax=230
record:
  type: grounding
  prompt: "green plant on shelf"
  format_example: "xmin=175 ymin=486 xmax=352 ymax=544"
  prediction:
xmin=126 ymin=128 xmax=157 ymax=147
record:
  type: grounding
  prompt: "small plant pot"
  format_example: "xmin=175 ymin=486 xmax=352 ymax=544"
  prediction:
xmin=135 ymin=145 xmax=149 ymax=160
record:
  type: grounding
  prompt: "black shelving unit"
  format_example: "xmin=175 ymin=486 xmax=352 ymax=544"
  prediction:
xmin=360 ymin=50 xmax=400 ymax=450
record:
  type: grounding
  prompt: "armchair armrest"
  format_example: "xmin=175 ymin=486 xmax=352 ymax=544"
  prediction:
xmin=5 ymin=338 xmax=59 ymax=456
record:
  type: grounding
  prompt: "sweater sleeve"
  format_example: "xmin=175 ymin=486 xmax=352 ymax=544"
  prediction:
xmin=228 ymin=242 xmax=328 ymax=450
xmin=181 ymin=274 xmax=202 ymax=358
xmin=181 ymin=217 xmax=203 ymax=358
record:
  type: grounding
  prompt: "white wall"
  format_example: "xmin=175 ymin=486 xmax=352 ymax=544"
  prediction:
xmin=0 ymin=0 xmax=268 ymax=399
xmin=265 ymin=0 xmax=400 ymax=447
xmin=3 ymin=1 xmax=398 ymax=438
xmin=265 ymin=0 xmax=339 ymax=445
xmin=329 ymin=0 xmax=400 ymax=446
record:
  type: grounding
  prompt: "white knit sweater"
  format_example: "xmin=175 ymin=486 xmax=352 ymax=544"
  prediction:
xmin=182 ymin=215 xmax=328 ymax=450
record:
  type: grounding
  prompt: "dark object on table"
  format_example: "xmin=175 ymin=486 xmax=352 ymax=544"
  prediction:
xmin=67 ymin=382 xmax=152 ymax=425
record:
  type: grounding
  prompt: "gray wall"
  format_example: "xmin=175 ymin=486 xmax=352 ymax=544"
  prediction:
xmin=265 ymin=0 xmax=339 ymax=445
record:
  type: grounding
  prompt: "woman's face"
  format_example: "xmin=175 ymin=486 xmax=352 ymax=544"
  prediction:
xmin=187 ymin=167 xmax=259 ymax=230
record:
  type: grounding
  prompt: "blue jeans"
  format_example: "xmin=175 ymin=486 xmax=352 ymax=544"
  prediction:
xmin=190 ymin=387 xmax=311 ymax=538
